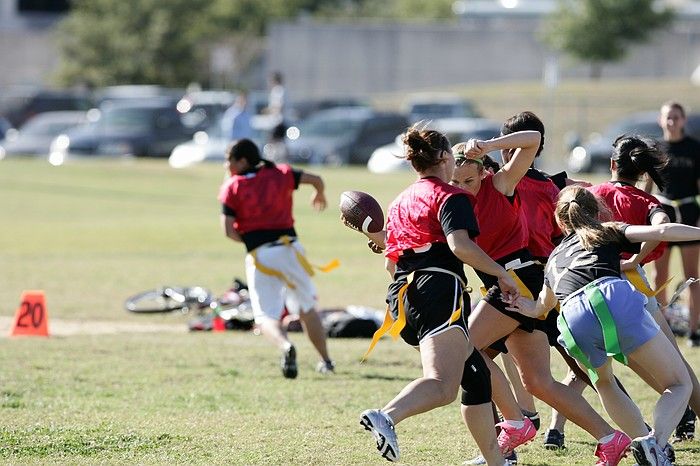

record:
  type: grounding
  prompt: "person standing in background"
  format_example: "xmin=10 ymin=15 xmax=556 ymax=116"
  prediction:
xmin=220 ymin=92 xmax=253 ymax=142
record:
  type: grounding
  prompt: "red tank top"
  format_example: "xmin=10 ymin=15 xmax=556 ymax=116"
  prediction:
xmin=473 ymin=173 xmax=529 ymax=260
xmin=384 ymin=177 xmax=472 ymax=263
xmin=218 ymin=164 xmax=295 ymax=234
xmin=518 ymin=172 xmax=561 ymax=258
xmin=588 ymin=181 xmax=666 ymax=263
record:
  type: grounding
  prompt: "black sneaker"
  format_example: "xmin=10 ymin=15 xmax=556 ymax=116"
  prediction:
xmin=673 ymin=406 xmax=696 ymax=442
xmin=688 ymin=331 xmax=700 ymax=348
xmin=281 ymin=345 xmax=297 ymax=379
xmin=543 ymin=429 xmax=565 ymax=450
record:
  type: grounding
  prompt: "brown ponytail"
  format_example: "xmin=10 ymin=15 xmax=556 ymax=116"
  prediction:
xmin=402 ymin=123 xmax=451 ymax=173
xmin=556 ymin=186 xmax=626 ymax=250
xmin=612 ymin=135 xmax=668 ymax=190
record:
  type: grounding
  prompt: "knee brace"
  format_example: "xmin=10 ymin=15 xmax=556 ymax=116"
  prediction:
xmin=460 ymin=350 xmax=492 ymax=406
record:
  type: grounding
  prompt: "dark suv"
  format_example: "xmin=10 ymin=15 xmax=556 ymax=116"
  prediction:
xmin=286 ymin=107 xmax=409 ymax=165
xmin=0 ymin=88 xmax=92 ymax=128
xmin=49 ymin=100 xmax=195 ymax=164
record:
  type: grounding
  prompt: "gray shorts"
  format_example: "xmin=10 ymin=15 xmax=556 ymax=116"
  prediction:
xmin=557 ymin=277 xmax=660 ymax=368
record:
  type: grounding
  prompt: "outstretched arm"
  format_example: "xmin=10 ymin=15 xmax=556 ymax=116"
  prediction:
xmin=624 ymin=223 xmax=700 ymax=243
xmin=620 ymin=210 xmax=669 ymax=271
xmin=299 ymin=172 xmax=327 ymax=211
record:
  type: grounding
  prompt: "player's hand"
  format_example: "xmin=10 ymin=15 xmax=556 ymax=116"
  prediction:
xmin=367 ymin=240 xmax=384 ymax=254
xmin=505 ymin=296 xmax=539 ymax=317
xmin=340 ymin=214 xmax=361 ymax=232
xmin=619 ymin=259 xmax=638 ymax=271
xmin=497 ymin=274 xmax=520 ymax=303
xmin=464 ymin=139 xmax=488 ymax=159
xmin=311 ymin=191 xmax=327 ymax=211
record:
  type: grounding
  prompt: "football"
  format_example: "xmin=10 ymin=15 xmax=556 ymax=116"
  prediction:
xmin=339 ymin=190 xmax=384 ymax=233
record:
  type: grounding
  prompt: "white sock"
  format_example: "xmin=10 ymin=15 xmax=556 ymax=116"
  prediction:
xmin=598 ymin=433 xmax=615 ymax=444
xmin=504 ymin=419 xmax=525 ymax=428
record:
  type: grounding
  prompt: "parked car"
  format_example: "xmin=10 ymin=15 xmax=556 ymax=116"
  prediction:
xmin=290 ymin=97 xmax=368 ymax=120
xmin=286 ymin=107 xmax=409 ymax=165
xmin=567 ymin=111 xmax=700 ymax=173
xmin=404 ymin=93 xmax=480 ymax=124
xmin=48 ymin=101 xmax=194 ymax=165
xmin=0 ymin=116 xmax=11 ymax=140
xmin=168 ymin=115 xmax=278 ymax=168
xmin=176 ymin=90 xmax=236 ymax=132
xmin=367 ymin=117 xmax=501 ymax=173
xmin=0 ymin=87 xmax=92 ymax=128
xmin=0 ymin=111 xmax=88 ymax=159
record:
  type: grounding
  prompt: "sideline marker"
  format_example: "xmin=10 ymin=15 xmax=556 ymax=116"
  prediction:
xmin=9 ymin=290 xmax=49 ymax=337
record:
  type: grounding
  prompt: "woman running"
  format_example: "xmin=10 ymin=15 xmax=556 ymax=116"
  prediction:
xmin=508 ymin=185 xmax=697 ymax=466
xmin=451 ymin=121 xmax=630 ymax=466
xmin=358 ymin=126 xmax=520 ymax=465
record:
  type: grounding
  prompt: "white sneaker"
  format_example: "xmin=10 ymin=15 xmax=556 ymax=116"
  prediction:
xmin=360 ymin=409 xmax=399 ymax=462
xmin=464 ymin=450 xmax=517 ymax=465
xmin=631 ymin=435 xmax=672 ymax=466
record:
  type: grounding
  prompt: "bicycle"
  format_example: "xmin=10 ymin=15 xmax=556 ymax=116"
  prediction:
xmin=124 ymin=278 xmax=255 ymax=329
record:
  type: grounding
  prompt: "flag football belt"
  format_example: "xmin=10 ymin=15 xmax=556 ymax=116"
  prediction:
xmin=249 ymin=235 xmax=339 ymax=290
xmin=656 ymin=194 xmax=700 ymax=223
xmin=361 ymin=267 xmax=465 ymax=362
xmin=477 ymin=259 xmax=557 ymax=319
xmin=623 ymin=267 xmax=673 ymax=298
xmin=557 ymin=282 xmax=626 ymax=385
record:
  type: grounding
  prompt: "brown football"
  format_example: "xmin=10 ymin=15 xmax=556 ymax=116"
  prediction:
xmin=339 ymin=190 xmax=384 ymax=233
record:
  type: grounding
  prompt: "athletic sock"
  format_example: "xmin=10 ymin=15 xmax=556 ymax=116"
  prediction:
xmin=504 ymin=419 xmax=525 ymax=428
xmin=598 ymin=433 xmax=615 ymax=444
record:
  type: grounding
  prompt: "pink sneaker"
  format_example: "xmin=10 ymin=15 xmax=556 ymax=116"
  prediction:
xmin=495 ymin=417 xmax=536 ymax=456
xmin=594 ymin=430 xmax=631 ymax=466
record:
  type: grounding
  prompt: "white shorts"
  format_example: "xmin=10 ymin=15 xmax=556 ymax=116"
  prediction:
xmin=245 ymin=241 xmax=317 ymax=322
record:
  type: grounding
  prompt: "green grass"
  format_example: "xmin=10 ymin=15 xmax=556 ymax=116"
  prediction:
xmin=0 ymin=145 xmax=697 ymax=463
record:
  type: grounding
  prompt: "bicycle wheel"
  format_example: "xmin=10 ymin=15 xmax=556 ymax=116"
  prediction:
xmin=124 ymin=287 xmax=192 ymax=314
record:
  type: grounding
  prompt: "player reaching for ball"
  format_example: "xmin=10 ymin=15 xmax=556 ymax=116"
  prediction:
xmin=350 ymin=125 xmax=522 ymax=465
xmin=218 ymin=138 xmax=335 ymax=379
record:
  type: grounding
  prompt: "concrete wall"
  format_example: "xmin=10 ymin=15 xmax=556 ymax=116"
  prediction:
xmin=268 ymin=17 xmax=700 ymax=98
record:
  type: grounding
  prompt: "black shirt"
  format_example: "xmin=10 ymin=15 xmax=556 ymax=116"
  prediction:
xmin=395 ymin=194 xmax=479 ymax=282
xmin=660 ymin=136 xmax=700 ymax=199
xmin=544 ymin=226 xmax=640 ymax=301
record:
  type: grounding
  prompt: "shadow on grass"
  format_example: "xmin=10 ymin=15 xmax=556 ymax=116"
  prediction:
xmin=361 ymin=373 xmax=414 ymax=382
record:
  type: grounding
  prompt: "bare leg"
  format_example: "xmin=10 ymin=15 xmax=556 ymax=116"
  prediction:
xmin=549 ymin=369 xmax=587 ymax=432
xmin=468 ymin=301 xmax=520 ymax=349
xmin=593 ymin=358 xmax=648 ymax=439
xmin=257 ymin=316 xmax=291 ymax=349
xmin=501 ymin=353 xmax=536 ymax=413
xmin=484 ymin=352 xmax=524 ymax=421
xmin=680 ymin=244 xmax=700 ymax=335
xmin=506 ymin=329 xmax=614 ymax=440
xmin=653 ymin=246 xmax=672 ymax=308
xmin=462 ymin=403 xmax=505 ymax=466
xmin=383 ymin=327 xmax=470 ymax=424
xmin=627 ymin=332 xmax=692 ymax=445
xmin=298 ymin=308 xmax=331 ymax=361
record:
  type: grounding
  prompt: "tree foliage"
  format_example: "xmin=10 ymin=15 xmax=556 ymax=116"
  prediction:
xmin=55 ymin=0 xmax=455 ymax=87
xmin=542 ymin=0 xmax=674 ymax=78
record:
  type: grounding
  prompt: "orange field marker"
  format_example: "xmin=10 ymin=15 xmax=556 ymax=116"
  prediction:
xmin=9 ymin=290 xmax=49 ymax=337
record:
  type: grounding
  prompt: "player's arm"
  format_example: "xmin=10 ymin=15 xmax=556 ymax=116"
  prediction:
xmin=620 ymin=210 xmax=669 ymax=270
xmin=299 ymin=172 xmax=327 ymax=211
xmin=508 ymin=285 xmax=558 ymax=318
xmin=624 ymin=223 xmax=700 ymax=243
xmin=486 ymin=130 xmax=541 ymax=196
xmin=220 ymin=214 xmax=242 ymax=242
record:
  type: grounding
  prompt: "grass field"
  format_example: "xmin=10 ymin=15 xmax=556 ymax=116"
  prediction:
xmin=0 ymin=153 xmax=698 ymax=464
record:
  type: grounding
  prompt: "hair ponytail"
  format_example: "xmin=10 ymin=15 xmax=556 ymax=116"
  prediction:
xmin=612 ymin=135 xmax=668 ymax=190
xmin=402 ymin=123 xmax=451 ymax=173
xmin=556 ymin=186 xmax=625 ymax=250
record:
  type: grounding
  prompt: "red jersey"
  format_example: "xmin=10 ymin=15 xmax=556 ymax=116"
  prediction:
xmin=588 ymin=181 xmax=666 ymax=263
xmin=473 ymin=173 xmax=529 ymax=260
xmin=517 ymin=169 xmax=561 ymax=259
xmin=218 ymin=163 xmax=296 ymax=234
xmin=385 ymin=177 xmax=472 ymax=263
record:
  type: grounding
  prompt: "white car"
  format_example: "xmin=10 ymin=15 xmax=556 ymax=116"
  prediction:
xmin=168 ymin=114 xmax=281 ymax=168
xmin=367 ymin=117 xmax=502 ymax=174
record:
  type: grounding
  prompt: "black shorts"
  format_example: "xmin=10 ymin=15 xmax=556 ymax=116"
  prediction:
xmin=480 ymin=261 xmax=545 ymax=333
xmin=387 ymin=271 xmax=469 ymax=347
xmin=661 ymin=201 xmax=700 ymax=246
xmin=538 ymin=309 xmax=561 ymax=347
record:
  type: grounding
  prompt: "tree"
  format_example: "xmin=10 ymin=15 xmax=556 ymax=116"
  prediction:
xmin=542 ymin=0 xmax=674 ymax=79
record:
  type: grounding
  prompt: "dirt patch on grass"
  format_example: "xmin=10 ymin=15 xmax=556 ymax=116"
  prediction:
xmin=0 ymin=316 xmax=186 ymax=337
